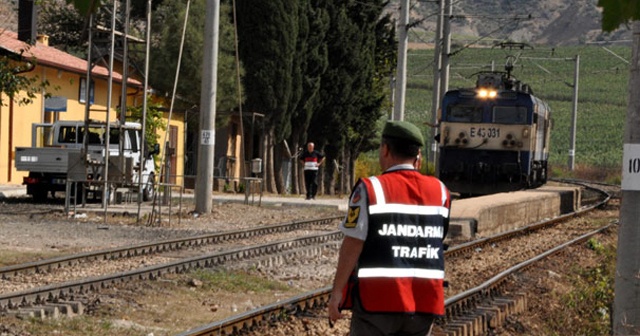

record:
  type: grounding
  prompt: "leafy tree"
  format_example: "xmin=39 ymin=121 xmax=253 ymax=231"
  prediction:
xmin=0 ymin=51 xmax=51 ymax=106
xmin=38 ymin=1 xmax=90 ymax=56
xmin=234 ymin=0 xmax=393 ymax=195
xmin=64 ymin=0 xmax=103 ymax=17
xmin=236 ymin=0 xmax=300 ymax=192
xmin=41 ymin=0 xmax=156 ymax=60
xmin=286 ymin=0 xmax=330 ymax=194
xmin=149 ymin=0 xmax=239 ymax=113
xmin=127 ymin=96 xmax=166 ymax=150
xmin=149 ymin=0 xmax=241 ymax=177
xmin=311 ymin=0 xmax=394 ymax=194
xmin=342 ymin=5 xmax=396 ymax=188
xmin=598 ymin=0 xmax=640 ymax=32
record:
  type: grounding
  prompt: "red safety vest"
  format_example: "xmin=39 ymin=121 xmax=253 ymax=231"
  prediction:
xmin=341 ymin=169 xmax=450 ymax=315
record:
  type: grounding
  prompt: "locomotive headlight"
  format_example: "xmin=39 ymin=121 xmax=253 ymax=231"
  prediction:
xmin=477 ymin=89 xmax=497 ymax=99
xmin=522 ymin=128 xmax=530 ymax=138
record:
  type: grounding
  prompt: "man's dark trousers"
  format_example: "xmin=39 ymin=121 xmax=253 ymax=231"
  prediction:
xmin=304 ymin=170 xmax=318 ymax=199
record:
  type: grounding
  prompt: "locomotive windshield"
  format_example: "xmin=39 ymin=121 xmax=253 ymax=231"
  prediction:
xmin=492 ymin=106 xmax=528 ymax=124
xmin=447 ymin=105 xmax=483 ymax=122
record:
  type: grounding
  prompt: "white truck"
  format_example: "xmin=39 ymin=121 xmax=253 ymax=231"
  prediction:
xmin=15 ymin=120 xmax=158 ymax=202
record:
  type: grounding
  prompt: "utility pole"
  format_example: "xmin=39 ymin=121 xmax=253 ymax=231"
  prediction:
xmin=119 ymin=0 xmax=130 ymax=126
xmin=439 ymin=0 xmax=451 ymax=98
xmin=137 ymin=0 xmax=151 ymax=213
xmin=195 ymin=0 xmax=220 ymax=214
xmin=568 ymin=55 xmax=579 ymax=170
xmin=614 ymin=20 xmax=640 ymax=335
xmin=392 ymin=0 xmax=409 ymax=121
xmin=429 ymin=0 xmax=443 ymax=168
xmin=429 ymin=0 xmax=451 ymax=173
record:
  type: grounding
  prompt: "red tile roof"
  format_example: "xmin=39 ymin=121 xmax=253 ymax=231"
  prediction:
xmin=0 ymin=30 xmax=141 ymax=86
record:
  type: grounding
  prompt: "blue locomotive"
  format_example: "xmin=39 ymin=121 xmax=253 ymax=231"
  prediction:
xmin=437 ymin=68 xmax=551 ymax=196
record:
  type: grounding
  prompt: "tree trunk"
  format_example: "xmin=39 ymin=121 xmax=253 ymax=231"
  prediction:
xmin=273 ymin=142 xmax=284 ymax=194
xmin=289 ymin=136 xmax=303 ymax=195
xmin=264 ymin=129 xmax=277 ymax=193
xmin=322 ymin=156 xmax=336 ymax=196
xmin=348 ymin=147 xmax=357 ymax=192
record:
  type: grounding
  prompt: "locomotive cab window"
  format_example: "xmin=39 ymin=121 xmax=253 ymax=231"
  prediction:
xmin=448 ymin=105 xmax=483 ymax=122
xmin=492 ymin=106 xmax=528 ymax=124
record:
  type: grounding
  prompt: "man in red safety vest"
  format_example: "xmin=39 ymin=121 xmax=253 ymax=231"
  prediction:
xmin=328 ymin=120 xmax=451 ymax=336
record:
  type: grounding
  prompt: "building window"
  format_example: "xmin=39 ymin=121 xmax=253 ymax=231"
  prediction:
xmin=79 ymin=77 xmax=94 ymax=104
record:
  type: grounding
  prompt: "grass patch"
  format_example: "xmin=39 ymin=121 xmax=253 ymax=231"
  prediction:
xmin=190 ymin=268 xmax=290 ymax=293
xmin=546 ymin=237 xmax=616 ymax=335
xmin=6 ymin=270 xmax=299 ymax=336
xmin=549 ymin=164 xmax=621 ymax=185
xmin=19 ymin=317 xmax=147 ymax=336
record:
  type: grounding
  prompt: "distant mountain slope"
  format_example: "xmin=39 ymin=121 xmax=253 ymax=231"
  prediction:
xmin=393 ymin=0 xmax=631 ymax=46
xmin=0 ymin=0 xmax=17 ymax=32
xmin=1 ymin=0 xmax=631 ymax=46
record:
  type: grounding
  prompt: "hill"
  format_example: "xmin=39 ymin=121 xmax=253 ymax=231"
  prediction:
xmin=1 ymin=0 xmax=632 ymax=47
xmin=390 ymin=0 xmax=630 ymax=46
xmin=0 ymin=0 xmax=17 ymax=32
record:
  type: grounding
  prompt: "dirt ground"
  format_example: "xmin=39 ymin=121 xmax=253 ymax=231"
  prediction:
xmin=0 ymin=196 xmax=622 ymax=335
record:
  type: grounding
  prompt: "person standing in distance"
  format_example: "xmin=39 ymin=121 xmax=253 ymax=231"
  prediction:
xmin=328 ymin=120 xmax=451 ymax=336
xmin=299 ymin=142 xmax=325 ymax=200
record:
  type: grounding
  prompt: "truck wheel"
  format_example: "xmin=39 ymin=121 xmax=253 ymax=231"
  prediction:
xmin=32 ymin=188 xmax=48 ymax=202
xmin=143 ymin=174 xmax=155 ymax=202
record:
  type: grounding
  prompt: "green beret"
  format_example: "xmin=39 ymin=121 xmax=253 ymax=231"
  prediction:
xmin=382 ymin=120 xmax=424 ymax=146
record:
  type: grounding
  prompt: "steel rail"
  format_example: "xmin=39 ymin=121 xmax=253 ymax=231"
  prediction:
xmin=0 ymin=231 xmax=343 ymax=310
xmin=175 ymin=183 xmax=611 ymax=336
xmin=0 ymin=216 xmax=342 ymax=280
xmin=440 ymin=222 xmax=615 ymax=334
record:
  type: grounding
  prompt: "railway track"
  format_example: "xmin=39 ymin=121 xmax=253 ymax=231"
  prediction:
xmin=0 ymin=216 xmax=342 ymax=310
xmin=0 ymin=181 xmax=616 ymax=335
xmin=174 ymin=182 xmax=613 ymax=336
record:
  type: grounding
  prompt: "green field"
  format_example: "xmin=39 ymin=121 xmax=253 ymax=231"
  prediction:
xmin=402 ymin=44 xmax=630 ymax=176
